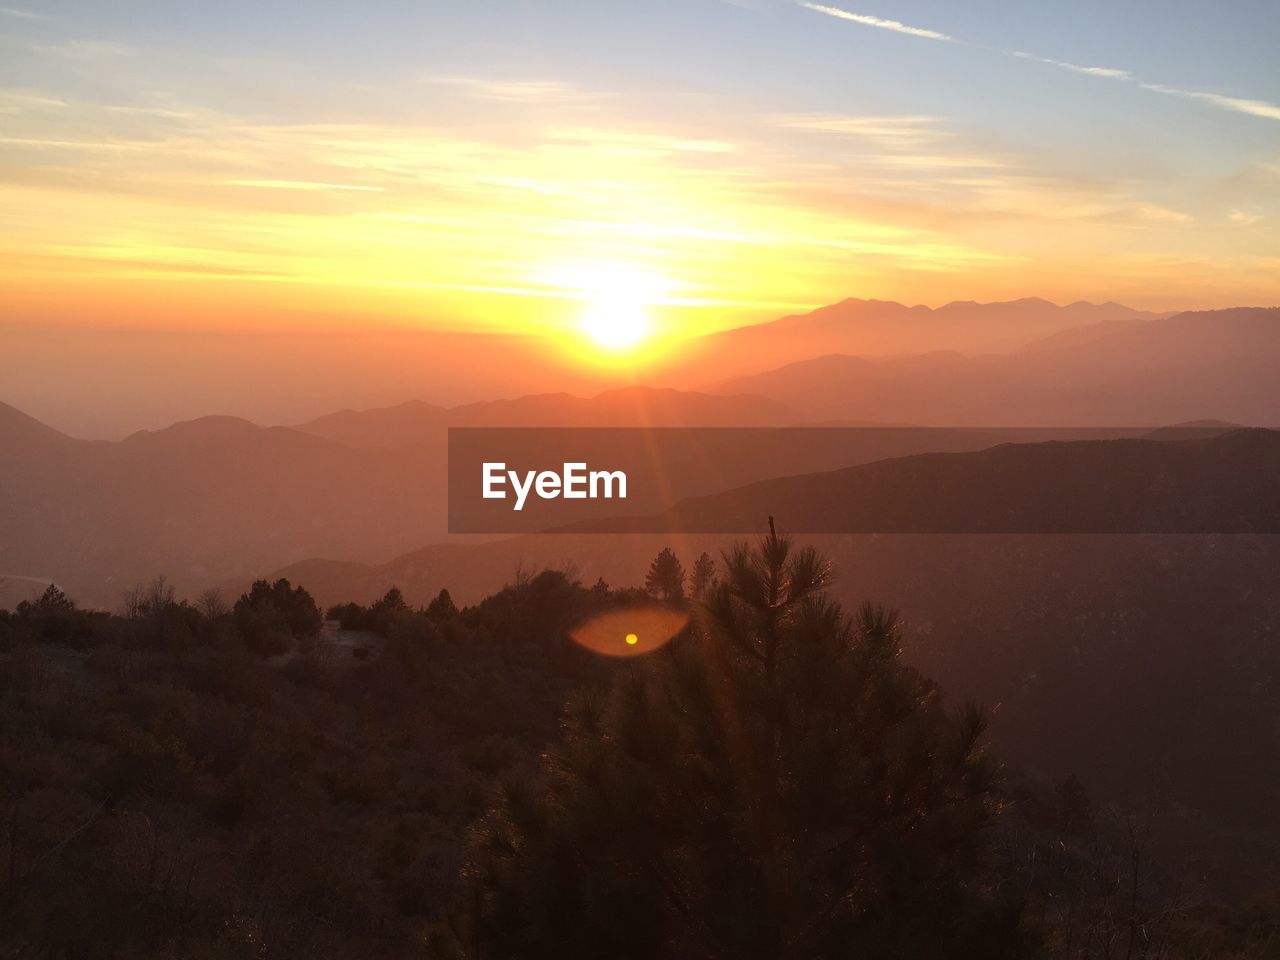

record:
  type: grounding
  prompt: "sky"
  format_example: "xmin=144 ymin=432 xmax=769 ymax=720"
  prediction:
xmin=2 ymin=0 xmax=1279 ymax=355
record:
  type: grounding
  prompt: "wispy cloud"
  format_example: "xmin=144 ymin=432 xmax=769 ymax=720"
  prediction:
xmin=0 ymin=6 xmax=49 ymax=20
xmin=1133 ymin=204 xmax=1192 ymax=223
xmin=0 ymin=90 xmax=68 ymax=114
xmin=798 ymin=1 xmax=1280 ymax=124
xmin=771 ymin=113 xmax=942 ymax=148
xmin=769 ymin=113 xmax=1014 ymax=172
xmin=426 ymin=76 xmax=599 ymax=105
xmin=226 ymin=179 xmax=386 ymax=192
xmin=32 ymin=39 xmax=135 ymax=61
xmin=1229 ymin=209 xmax=1263 ymax=226
xmin=796 ymin=3 xmax=954 ymax=41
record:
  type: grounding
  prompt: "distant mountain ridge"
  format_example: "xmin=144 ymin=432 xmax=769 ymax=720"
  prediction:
xmin=708 ymin=307 xmax=1280 ymax=425
xmin=0 ymin=296 xmax=1212 ymax=437
xmin=4 ymin=300 xmax=1276 ymax=604
xmin=656 ymin=296 xmax=1168 ymax=386
xmin=295 ymin=386 xmax=803 ymax=448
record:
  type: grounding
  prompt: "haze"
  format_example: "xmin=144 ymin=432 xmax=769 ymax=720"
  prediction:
xmin=2 ymin=1 xmax=1279 ymax=434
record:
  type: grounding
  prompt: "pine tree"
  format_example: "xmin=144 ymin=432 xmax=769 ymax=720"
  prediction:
xmin=426 ymin=588 xmax=458 ymax=620
xmin=374 ymin=585 xmax=408 ymax=614
xmin=643 ymin=547 xmax=685 ymax=602
xmin=32 ymin=583 xmax=75 ymax=616
xmin=690 ymin=551 xmax=716 ymax=599
xmin=464 ymin=519 xmax=1031 ymax=959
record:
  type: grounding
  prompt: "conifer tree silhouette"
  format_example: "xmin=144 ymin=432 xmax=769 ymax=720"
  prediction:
xmin=464 ymin=520 xmax=1030 ymax=959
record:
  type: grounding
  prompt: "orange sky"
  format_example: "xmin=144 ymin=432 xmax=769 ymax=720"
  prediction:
xmin=2 ymin=1 xmax=1279 ymax=372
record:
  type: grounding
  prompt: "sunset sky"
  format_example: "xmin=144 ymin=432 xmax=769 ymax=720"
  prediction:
xmin=2 ymin=0 xmax=1279 ymax=351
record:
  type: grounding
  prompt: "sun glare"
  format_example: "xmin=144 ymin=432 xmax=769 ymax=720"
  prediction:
xmin=582 ymin=296 xmax=649 ymax=350
xmin=546 ymin=262 xmax=670 ymax=354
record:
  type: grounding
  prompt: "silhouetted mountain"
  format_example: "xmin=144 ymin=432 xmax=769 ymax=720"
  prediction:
xmin=449 ymin=385 xmax=802 ymax=427
xmin=295 ymin=386 xmax=803 ymax=448
xmin=291 ymin=400 xmax=451 ymax=448
xmin=1143 ymin=420 xmax=1241 ymax=440
xmin=0 ymin=411 xmax=444 ymax=607
xmin=710 ymin=307 xmax=1280 ymax=425
xmin=596 ymin=429 xmax=1280 ymax=533
xmin=1015 ymin=316 xmax=1146 ymax=353
xmin=269 ymin=429 xmax=1280 ymax=602
xmin=0 ymin=399 xmax=78 ymax=452
xmin=4 ymin=299 xmax=1170 ymax=437
xmin=657 ymin=297 xmax=1165 ymax=386
xmin=0 ymin=388 xmax=803 ymax=605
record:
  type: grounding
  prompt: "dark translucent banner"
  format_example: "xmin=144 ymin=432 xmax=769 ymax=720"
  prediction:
xmin=448 ymin=426 xmax=1280 ymax=534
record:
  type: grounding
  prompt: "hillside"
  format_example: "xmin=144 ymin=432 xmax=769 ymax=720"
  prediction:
xmin=263 ymin=501 xmax=1280 ymax=886
xmin=622 ymin=428 xmax=1280 ymax=534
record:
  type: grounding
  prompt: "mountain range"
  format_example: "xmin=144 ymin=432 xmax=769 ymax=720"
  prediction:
xmin=0 ymin=387 xmax=804 ymax=606
xmin=3 ymin=300 xmax=1277 ymax=608
xmin=5 ymin=297 xmax=1172 ymax=438
xmin=660 ymin=296 xmax=1168 ymax=386
xmin=710 ymin=307 xmax=1280 ymax=425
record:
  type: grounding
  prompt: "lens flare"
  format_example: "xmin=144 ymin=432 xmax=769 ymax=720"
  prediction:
xmin=570 ymin=606 xmax=690 ymax=657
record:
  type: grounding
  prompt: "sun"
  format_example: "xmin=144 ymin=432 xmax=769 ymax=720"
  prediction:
xmin=582 ymin=295 xmax=649 ymax=350
xmin=546 ymin=262 xmax=669 ymax=354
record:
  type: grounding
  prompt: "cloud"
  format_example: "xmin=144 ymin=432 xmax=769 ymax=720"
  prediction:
xmin=0 ymin=6 xmax=49 ymax=20
xmin=1228 ymin=209 xmax=1262 ymax=226
xmin=1133 ymin=204 xmax=1192 ymax=223
xmin=33 ymin=39 xmax=135 ymax=62
xmin=426 ymin=76 xmax=599 ymax=105
xmin=769 ymin=113 xmax=1014 ymax=172
xmin=796 ymin=2 xmax=954 ymax=41
xmin=226 ymin=179 xmax=386 ymax=193
xmin=771 ymin=113 xmax=943 ymax=148
xmin=0 ymin=90 xmax=68 ymax=114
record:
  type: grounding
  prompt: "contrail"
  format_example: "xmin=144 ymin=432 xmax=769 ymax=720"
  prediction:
xmin=796 ymin=1 xmax=1280 ymax=123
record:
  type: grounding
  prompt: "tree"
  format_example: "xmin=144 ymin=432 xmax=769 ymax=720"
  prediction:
xmin=21 ymin=583 xmax=75 ymax=618
xmin=234 ymin=578 xmax=321 ymax=650
xmin=196 ymin=588 xmax=227 ymax=620
xmin=15 ymin=583 xmax=79 ymax=643
xmin=426 ymin=588 xmax=458 ymax=620
xmin=374 ymin=585 xmax=408 ymax=615
xmin=121 ymin=576 xmax=176 ymax=621
xmin=370 ymin=585 xmax=410 ymax=635
xmin=465 ymin=520 xmax=1030 ymax=959
xmin=643 ymin=547 xmax=685 ymax=602
xmin=690 ymin=551 xmax=716 ymax=600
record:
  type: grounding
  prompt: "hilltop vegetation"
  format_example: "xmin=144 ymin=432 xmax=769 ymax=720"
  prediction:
xmin=3 ymin=536 xmax=1278 ymax=958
